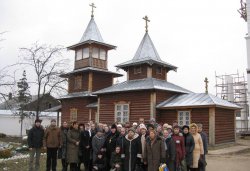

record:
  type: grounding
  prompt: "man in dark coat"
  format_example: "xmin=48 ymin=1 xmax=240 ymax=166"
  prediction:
xmin=122 ymin=128 xmax=142 ymax=171
xmin=103 ymin=124 xmax=120 ymax=170
xmin=116 ymin=127 xmax=126 ymax=152
xmin=163 ymin=130 xmax=176 ymax=171
xmin=28 ymin=119 xmax=44 ymax=171
xmin=79 ymin=123 xmax=92 ymax=171
xmin=197 ymin=124 xmax=208 ymax=171
xmin=59 ymin=121 xmax=69 ymax=171
xmin=183 ymin=125 xmax=195 ymax=171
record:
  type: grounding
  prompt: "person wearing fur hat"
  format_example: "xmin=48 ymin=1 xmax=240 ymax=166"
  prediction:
xmin=122 ymin=128 xmax=142 ymax=171
xmin=28 ymin=119 xmax=44 ymax=171
xmin=183 ymin=125 xmax=195 ymax=171
xmin=103 ymin=124 xmax=120 ymax=170
xmin=190 ymin=123 xmax=204 ymax=171
xmin=144 ymin=129 xmax=166 ymax=171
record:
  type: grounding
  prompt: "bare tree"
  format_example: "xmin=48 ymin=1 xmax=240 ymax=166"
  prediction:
xmin=19 ymin=42 xmax=69 ymax=119
xmin=0 ymin=66 xmax=16 ymax=104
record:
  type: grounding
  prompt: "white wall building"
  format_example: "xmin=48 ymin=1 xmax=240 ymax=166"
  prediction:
xmin=0 ymin=110 xmax=61 ymax=136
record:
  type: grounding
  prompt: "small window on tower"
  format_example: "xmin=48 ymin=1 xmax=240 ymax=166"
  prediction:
xmin=74 ymin=76 xmax=82 ymax=90
xmin=156 ymin=67 xmax=162 ymax=74
xmin=100 ymin=49 xmax=106 ymax=60
xmin=92 ymin=47 xmax=99 ymax=58
xmin=82 ymin=48 xmax=89 ymax=58
xmin=134 ymin=66 xmax=141 ymax=74
xmin=76 ymin=49 xmax=82 ymax=60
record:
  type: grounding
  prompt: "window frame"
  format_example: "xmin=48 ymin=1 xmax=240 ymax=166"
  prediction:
xmin=134 ymin=66 xmax=142 ymax=74
xmin=70 ymin=108 xmax=78 ymax=121
xmin=115 ymin=103 xmax=130 ymax=123
xmin=82 ymin=47 xmax=89 ymax=59
xmin=177 ymin=110 xmax=191 ymax=126
xmin=74 ymin=75 xmax=82 ymax=90
xmin=76 ymin=49 xmax=83 ymax=61
xmin=156 ymin=66 xmax=162 ymax=74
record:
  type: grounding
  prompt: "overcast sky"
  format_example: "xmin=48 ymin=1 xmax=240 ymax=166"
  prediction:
xmin=0 ymin=0 xmax=247 ymax=95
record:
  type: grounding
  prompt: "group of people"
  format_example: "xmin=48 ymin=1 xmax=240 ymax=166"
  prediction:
xmin=27 ymin=117 xmax=208 ymax=171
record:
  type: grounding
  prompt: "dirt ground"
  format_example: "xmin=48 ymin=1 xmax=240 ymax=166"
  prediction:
xmin=206 ymin=139 xmax=250 ymax=171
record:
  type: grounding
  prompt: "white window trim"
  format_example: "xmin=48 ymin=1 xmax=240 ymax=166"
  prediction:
xmin=115 ymin=103 xmax=130 ymax=123
xmin=177 ymin=110 xmax=191 ymax=126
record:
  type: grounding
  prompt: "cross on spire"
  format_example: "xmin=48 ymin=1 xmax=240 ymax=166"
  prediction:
xmin=90 ymin=3 xmax=96 ymax=18
xmin=143 ymin=15 xmax=150 ymax=32
xmin=204 ymin=77 xmax=209 ymax=94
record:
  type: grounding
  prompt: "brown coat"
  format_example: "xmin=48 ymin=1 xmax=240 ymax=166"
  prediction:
xmin=144 ymin=136 xmax=166 ymax=171
xmin=43 ymin=125 xmax=61 ymax=148
xmin=67 ymin=128 xmax=80 ymax=163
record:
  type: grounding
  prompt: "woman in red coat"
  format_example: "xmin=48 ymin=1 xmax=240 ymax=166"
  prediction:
xmin=172 ymin=125 xmax=186 ymax=171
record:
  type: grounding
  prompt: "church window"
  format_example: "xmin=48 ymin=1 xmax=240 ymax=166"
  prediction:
xmin=70 ymin=108 xmax=77 ymax=121
xmin=74 ymin=76 xmax=82 ymax=90
xmin=134 ymin=66 xmax=141 ymax=74
xmin=156 ymin=67 xmax=162 ymax=74
xmin=100 ymin=49 xmax=106 ymax=60
xmin=76 ymin=49 xmax=82 ymax=60
xmin=82 ymin=48 xmax=89 ymax=58
xmin=115 ymin=103 xmax=129 ymax=123
xmin=178 ymin=111 xmax=190 ymax=126
xmin=92 ymin=47 xmax=99 ymax=58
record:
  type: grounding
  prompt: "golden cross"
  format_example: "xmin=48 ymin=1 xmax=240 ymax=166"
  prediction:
xmin=204 ymin=77 xmax=209 ymax=94
xmin=90 ymin=3 xmax=96 ymax=18
xmin=143 ymin=15 xmax=150 ymax=32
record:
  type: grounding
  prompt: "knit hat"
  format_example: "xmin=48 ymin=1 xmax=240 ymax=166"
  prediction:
xmin=128 ymin=128 xmax=136 ymax=133
xmin=117 ymin=124 xmax=122 ymax=128
xmin=111 ymin=124 xmax=117 ymax=129
xmin=132 ymin=122 xmax=138 ymax=126
xmin=139 ymin=124 xmax=147 ymax=130
xmin=166 ymin=125 xmax=172 ymax=130
xmin=96 ymin=128 xmax=104 ymax=133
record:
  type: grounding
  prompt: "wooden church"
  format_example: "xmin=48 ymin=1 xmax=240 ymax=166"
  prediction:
xmin=60 ymin=4 xmax=240 ymax=146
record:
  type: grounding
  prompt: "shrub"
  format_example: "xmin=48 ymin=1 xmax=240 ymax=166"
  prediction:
xmin=0 ymin=149 xmax=12 ymax=159
xmin=0 ymin=133 xmax=7 ymax=138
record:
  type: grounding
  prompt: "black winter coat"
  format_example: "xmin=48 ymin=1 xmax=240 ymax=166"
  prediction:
xmin=79 ymin=130 xmax=91 ymax=162
xmin=28 ymin=126 xmax=44 ymax=148
xmin=116 ymin=135 xmax=126 ymax=152
xmin=122 ymin=133 xmax=142 ymax=171
xmin=165 ymin=136 xmax=176 ymax=171
xmin=183 ymin=132 xmax=195 ymax=167
xmin=103 ymin=131 xmax=120 ymax=159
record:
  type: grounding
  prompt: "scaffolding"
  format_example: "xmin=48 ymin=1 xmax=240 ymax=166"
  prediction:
xmin=215 ymin=71 xmax=249 ymax=132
